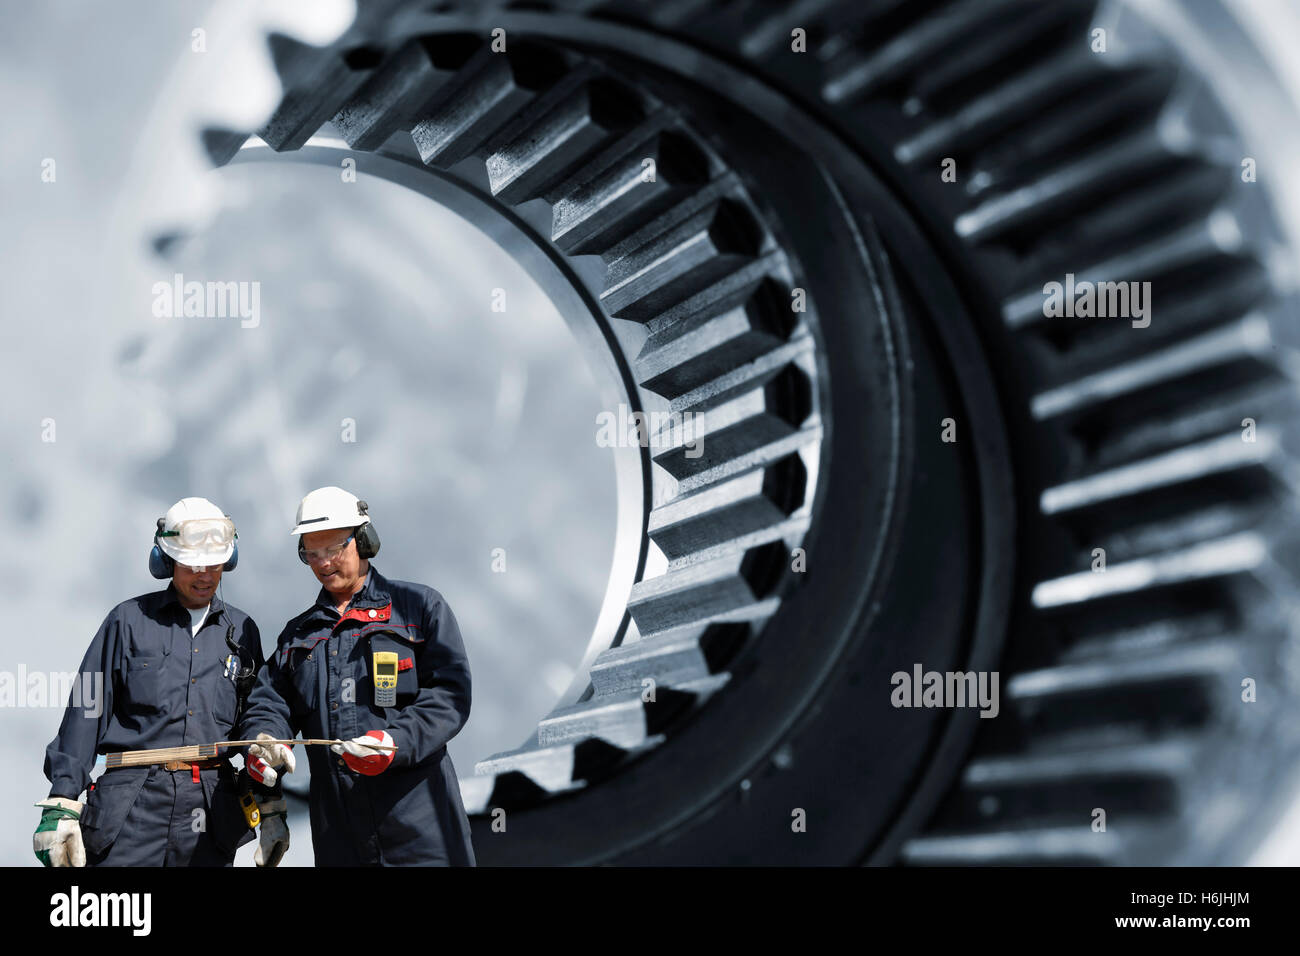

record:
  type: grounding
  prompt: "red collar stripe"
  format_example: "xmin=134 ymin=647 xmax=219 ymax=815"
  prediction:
xmin=334 ymin=602 xmax=393 ymax=629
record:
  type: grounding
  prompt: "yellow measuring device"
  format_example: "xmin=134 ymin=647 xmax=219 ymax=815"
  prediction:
xmin=373 ymin=651 xmax=399 ymax=706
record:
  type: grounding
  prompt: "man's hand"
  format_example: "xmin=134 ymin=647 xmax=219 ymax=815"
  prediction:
xmin=331 ymin=730 xmax=396 ymax=776
xmin=246 ymin=732 xmax=296 ymax=786
xmin=253 ymin=796 xmax=290 ymax=867
xmin=33 ymin=797 xmax=85 ymax=867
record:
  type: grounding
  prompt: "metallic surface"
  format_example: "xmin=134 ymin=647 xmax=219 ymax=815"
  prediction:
xmin=133 ymin=0 xmax=1300 ymax=865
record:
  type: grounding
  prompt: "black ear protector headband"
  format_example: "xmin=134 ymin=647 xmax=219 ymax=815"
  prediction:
xmin=297 ymin=498 xmax=381 ymax=564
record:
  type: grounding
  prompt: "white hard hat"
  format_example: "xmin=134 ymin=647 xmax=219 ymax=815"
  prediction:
xmin=157 ymin=496 xmax=235 ymax=568
xmin=290 ymin=486 xmax=371 ymax=535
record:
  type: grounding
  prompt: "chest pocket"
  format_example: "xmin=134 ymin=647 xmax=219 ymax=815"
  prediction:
xmin=120 ymin=654 xmax=165 ymax=713
xmin=362 ymin=628 xmax=422 ymax=708
xmin=281 ymin=635 xmax=325 ymax=709
xmin=211 ymin=659 xmax=240 ymax=728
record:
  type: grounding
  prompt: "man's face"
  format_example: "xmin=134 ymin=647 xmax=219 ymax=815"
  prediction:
xmin=172 ymin=562 xmax=222 ymax=609
xmin=301 ymin=526 xmax=368 ymax=597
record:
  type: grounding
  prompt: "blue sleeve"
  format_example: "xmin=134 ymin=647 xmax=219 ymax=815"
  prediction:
xmin=242 ymin=615 xmax=265 ymax=671
xmin=43 ymin=610 xmax=120 ymax=799
xmin=236 ymin=625 xmax=296 ymax=745
xmin=386 ymin=591 xmax=472 ymax=768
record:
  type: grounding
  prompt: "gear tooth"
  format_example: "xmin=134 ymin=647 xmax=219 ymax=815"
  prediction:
xmin=600 ymin=196 xmax=767 ymax=321
xmin=960 ymin=64 xmax=1177 ymax=194
xmin=258 ymin=34 xmax=386 ymax=151
xmin=639 ymin=256 xmax=787 ymax=338
xmin=457 ymin=773 xmax=498 ymax=815
xmin=648 ymin=455 xmax=808 ymax=565
xmin=537 ymin=679 xmax=726 ymax=748
xmin=1031 ymin=533 xmax=1270 ymax=608
xmin=410 ymin=42 xmax=570 ymax=168
xmin=473 ymin=740 xmax=584 ymax=793
xmin=486 ymin=75 xmax=647 ymax=205
xmin=905 ymin=0 xmax=1093 ymax=110
xmin=897 ymin=49 xmax=1107 ymax=166
xmin=635 ymin=275 xmax=798 ymax=399
xmin=821 ymin=0 xmax=1029 ymax=104
xmin=928 ymin=739 xmax=1196 ymax=837
xmin=1007 ymin=641 xmax=1239 ymax=705
xmin=199 ymin=127 xmax=251 ymax=167
xmin=1031 ymin=313 xmax=1278 ymax=422
xmin=1040 ymin=429 xmax=1282 ymax=516
xmin=1023 ymin=165 xmax=1234 ymax=275
xmin=627 ymin=541 xmax=788 ymax=634
xmin=550 ymin=124 xmax=712 ymax=255
xmin=476 ymin=735 xmax=661 ymax=790
xmin=956 ymin=129 xmax=1192 ymax=243
xmin=332 ymin=34 xmax=482 ymax=150
xmin=901 ymin=826 xmax=1125 ymax=865
xmin=482 ymin=770 xmax=558 ymax=810
xmin=648 ymin=364 xmax=815 ymax=494
xmin=1002 ymin=212 xmax=1247 ymax=330
xmin=589 ymin=623 xmax=747 ymax=694
xmin=663 ymin=337 xmax=819 ymax=415
xmin=1086 ymin=378 xmax=1295 ymax=474
xmin=737 ymin=0 xmax=859 ymax=58
xmin=963 ymin=738 xmax=1197 ymax=788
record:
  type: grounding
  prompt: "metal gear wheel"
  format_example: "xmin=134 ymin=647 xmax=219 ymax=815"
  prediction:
xmin=131 ymin=0 xmax=1300 ymax=865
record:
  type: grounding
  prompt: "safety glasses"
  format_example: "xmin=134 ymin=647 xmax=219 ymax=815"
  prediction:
xmin=300 ymin=532 xmax=355 ymax=565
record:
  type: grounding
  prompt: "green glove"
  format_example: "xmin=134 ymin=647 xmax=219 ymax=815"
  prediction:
xmin=34 ymin=797 xmax=86 ymax=867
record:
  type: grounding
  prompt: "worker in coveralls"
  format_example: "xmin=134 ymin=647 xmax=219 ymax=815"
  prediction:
xmin=36 ymin=497 xmax=269 ymax=867
xmin=238 ymin=486 xmax=476 ymax=866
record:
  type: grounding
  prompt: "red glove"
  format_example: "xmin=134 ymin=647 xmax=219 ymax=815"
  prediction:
xmin=331 ymin=730 xmax=396 ymax=775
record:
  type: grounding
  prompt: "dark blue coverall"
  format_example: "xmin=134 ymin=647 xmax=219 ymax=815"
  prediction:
xmin=43 ymin=586 xmax=262 ymax=866
xmin=238 ymin=565 xmax=475 ymax=865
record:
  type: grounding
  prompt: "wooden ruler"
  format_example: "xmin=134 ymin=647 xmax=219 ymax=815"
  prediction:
xmin=103 ymin=738 xmax=396 ymax=769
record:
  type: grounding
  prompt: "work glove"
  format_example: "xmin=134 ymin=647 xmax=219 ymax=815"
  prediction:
xmin=246 ymin=732 xmax=296 ymax=787
xmin=331 ymin=730 xmax=396 ymax=776
xmin=33 ymin=797 xmax=86 ymax=867
xmin=253 ymin=796 xmax=289 ymax=868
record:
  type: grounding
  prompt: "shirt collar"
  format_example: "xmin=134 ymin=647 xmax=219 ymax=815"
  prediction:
xmin=163 ymin=582 xmax=225 ymax=620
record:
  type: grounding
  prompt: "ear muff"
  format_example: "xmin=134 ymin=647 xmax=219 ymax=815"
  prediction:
xmin=355 ymin=500 xmax=380 ymax=559
xmin=224 ymin=541 xmax=238 ymax=572
xmin=149 ymin=543 xmax=174 ymax=579
xmin=355 ymin=522 xmax=381 ymax=559
xmin=150 ymin=516 xmax=173 ymax=579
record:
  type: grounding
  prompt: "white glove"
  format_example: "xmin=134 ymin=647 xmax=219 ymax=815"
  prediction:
xmin=247 ymin=732 xmax=296 ymax=786
xmin=254 ymin=797 xmax=290 ymax=868
xmin=34 ymin=797 xmax=86 ymax=868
